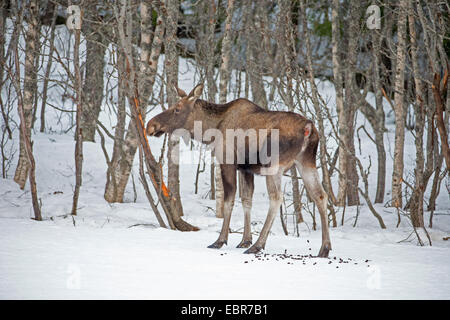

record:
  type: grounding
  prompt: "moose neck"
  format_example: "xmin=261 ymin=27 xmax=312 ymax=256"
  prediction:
xmin=192 ymin=99 xmax=231 ymax=132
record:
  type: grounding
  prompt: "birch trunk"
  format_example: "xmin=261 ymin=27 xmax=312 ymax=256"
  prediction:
xmin=205 ymin=0 xmax=217 ymax=200
xmin=215 ymin=0 xmax=235 ymax=218
xmin=343 ymin=0 xmax=359 ymax=206
xmin=165 ymin=0 xmax=184 ymax=217
xmin=81 ymin=3 xmax=108 ymax=142
xmin=39 ymin=5 xmax=58 ymax=133
xmin=372 ymin=24 xmax=386 ymax=204
xmin=71 ymin=17 xmax=83 ymax=216
xmin=11 ymin=2 xmax=42 ymax=221
xmin=14 ymin=0 xmax=39 ymax=189
xmin=246 ymin=3 xmax=268 ymax=109
xmin=0 ymin=1 xmax=7 ymax=98
xmin=391 ymin=0 xmax=408 ymax=208
xmin=407 ymin=1 xmax=425 ymax=227
xmin=331 ymin=0 xmax=347 ymax=206
xmin=218 ymin=0 xmax=234 ymax=104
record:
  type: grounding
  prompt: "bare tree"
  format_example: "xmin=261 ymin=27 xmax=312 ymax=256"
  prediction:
xmin=391 ymin=0 xmax=408 ymax=209
xmin=244 ymin=1 xmax=268 ymax=109
xmin=407 ymin=0 xmax=425 ymax=228
xmin=70 ymin=3 xmax=83 ymax=216
xmin=9 ymin=0 xmax=42 ymax=221
xmin=358 ymin=5 xmax=387 ymax=204
xmin=39 ymin=4 xmax=58 ymax=133
xmin=218 ymin=0 xmax=235 ymax=104
xmin=331 ymin=0 xmax=347 ymax=207
xmin=165 ymin=0 xmax=184 ymax=217
xmin=13 ymin=0 xmax=40 ymax=189
xmin=80 ymin=2 xmax=109 ymax=142
xmin=215 ymin=0 xmax=235 ymax=219
xmin=342 ymin=0 xmax=360 ymax=206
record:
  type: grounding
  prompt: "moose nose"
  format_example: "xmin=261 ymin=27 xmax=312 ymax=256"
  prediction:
xmin=146 ymin=121 xmax=160 ymax=136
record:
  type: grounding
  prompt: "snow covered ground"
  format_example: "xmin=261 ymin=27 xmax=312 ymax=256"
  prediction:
xmin=1 ymin=95 xmax=449 ymax=299
xmin=1 ymin=215 xmax=450 ymax=299
xmin=1 ymin=24 xmax=449 ymax=299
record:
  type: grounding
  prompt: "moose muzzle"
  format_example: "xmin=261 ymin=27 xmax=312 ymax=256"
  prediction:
xmin=146 ymin=120 xmax=165 ymax=137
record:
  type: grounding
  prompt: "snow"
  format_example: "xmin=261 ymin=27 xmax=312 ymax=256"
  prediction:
xmin=1 ymin=217 xmax=449 ymax=299
xmin=1 ymin=22 xmax=449 ymax=300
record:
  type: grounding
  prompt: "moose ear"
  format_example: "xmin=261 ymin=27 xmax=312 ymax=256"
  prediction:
xmin=175 ymin=86 xmax=187 ymax=98
xmin=188 ymin=84 xmax=204 ymax=101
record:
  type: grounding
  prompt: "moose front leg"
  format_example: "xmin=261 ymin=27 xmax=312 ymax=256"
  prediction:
xmin=244 ymin=172 xmax=282 ymax=254
xmin=236 ymin=171 xmax=254 ymax=248
xmin=208 ymin=165 xmax=237 ymax=249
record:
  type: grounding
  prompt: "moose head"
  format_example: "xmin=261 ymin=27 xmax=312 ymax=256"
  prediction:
xmin=146 ymin=84 xmax=204 ymax=138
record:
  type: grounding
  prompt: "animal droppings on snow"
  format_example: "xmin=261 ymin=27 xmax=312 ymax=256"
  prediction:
xmin=237 ymin=250 xmax=371 ymax=269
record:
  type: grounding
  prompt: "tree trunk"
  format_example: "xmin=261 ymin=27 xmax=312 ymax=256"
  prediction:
xmin=407 ymin=1 xmax=425 ymax=227
xmin=427 ymin=146 xmax=444 ymax=212
xmin=432 ymin=71 xmax=450 ymax=171
xmin=39 ymin=5 xmax=58 ymax=133
xmin=372 ymin=23 xmax=386 ymax=204
xmin=81 ymin=3 xmax=108 ymax=142
xmin=0 ymin=1 xmax=7 ymax=95
xmin=246 ymin=3 xmax=268 ymax=109
xmin=11 ymin=2 xmax=42 ymax=221
xmin=165 ymin=0 xmax=183 ymax=217
xmin=343 ymin=0 xmax=359 ymax=206
xmin=218 ymin=0 xmax=235 ymax=104
xmin=14 ymin=0 xmax=39 ymax=189
xmin=215 ymin=0 xmax=235 ymax=218
xmin=104 ymin=48 xmax=127 ymax=203
xmin=332 ymin=0 xmax=347 ymax=206
xmin=391 ymin=0 xmax=408 ymax=208
xmin=71 ymin=20 xmax=83 ymax=216
xmin=205 ymin=0 xmax=217 ymax=200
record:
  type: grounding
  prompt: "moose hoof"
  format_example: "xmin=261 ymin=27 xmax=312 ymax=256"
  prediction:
xmin=317 ymin=244 xmax=331 ymax=258
xmin=208 ymin=240 xmax=227 ymax=249
xmin=236 ymin=240 xmax=252 ymax=248
xmin=243 ymin=245 xmax=263 ymax=254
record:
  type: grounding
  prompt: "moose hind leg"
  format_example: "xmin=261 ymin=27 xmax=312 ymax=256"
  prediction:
xmin=296 ymin=161 xmax=331 ymax=258
xmin=208 ymin=165 xmax=236 ymax=249
xmin=237 ymin=171 xmax=254 ymax=248
xmin=244 ymin=172 xmax=282 ymax=254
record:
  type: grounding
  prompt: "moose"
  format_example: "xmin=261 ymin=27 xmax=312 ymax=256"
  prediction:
xmin=146 ymin=84 xmax=331 ymax=257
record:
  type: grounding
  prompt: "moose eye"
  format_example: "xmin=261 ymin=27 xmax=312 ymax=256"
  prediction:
xmin=174 ymin=108 xmax=180 ymax=114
